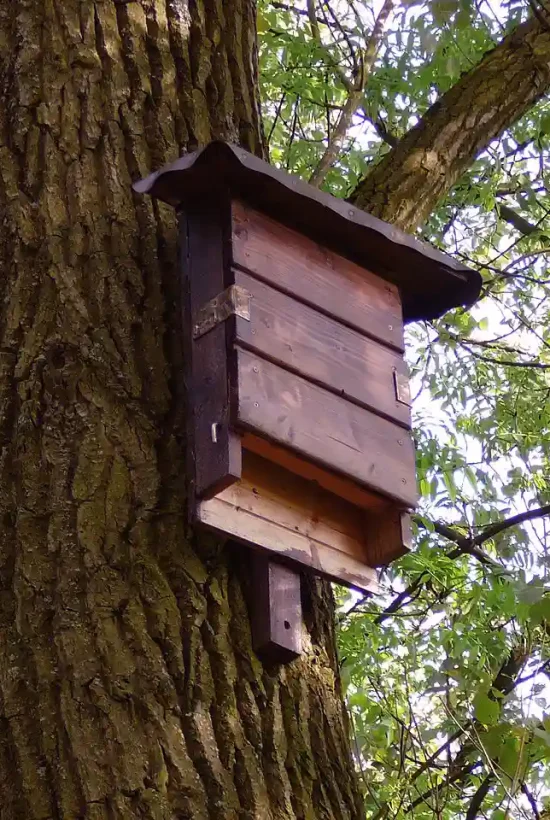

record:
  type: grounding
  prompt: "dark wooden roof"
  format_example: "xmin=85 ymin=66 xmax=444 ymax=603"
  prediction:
xmin=134 ymin=141 xmax=481 ymax=322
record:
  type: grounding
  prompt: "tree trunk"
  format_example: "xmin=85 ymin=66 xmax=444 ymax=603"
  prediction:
xmin=0 ymin=2 xmax=362 ymax=818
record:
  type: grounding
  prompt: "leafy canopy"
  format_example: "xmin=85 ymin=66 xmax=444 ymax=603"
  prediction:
xmin=259 ymin=1 xmax=550 ymax=817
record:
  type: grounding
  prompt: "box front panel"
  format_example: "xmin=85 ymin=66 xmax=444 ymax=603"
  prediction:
xmin=232 ymin=201 xmax=404 ymax=351
xmin=235 ymin=348 xmax=417 ymax=508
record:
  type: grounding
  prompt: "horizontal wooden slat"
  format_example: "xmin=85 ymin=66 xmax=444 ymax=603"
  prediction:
xmin=235 ymin=349 xmax=418 ymax=507
xmin=241 ymin=433 xmax=388 ymax=511
xmin=231 ymin=200 xmax=404 ymax=351
xmin=241 ymin=434 xmax=413 ymax=567
xmin=196 ymin=453 xmax=381 ymax=592
xmin=231 ymin=452 xmax=370 ymax=557
xmin=197 ymin=495 xmax=378 ymax=592
xmin=234 ymin=270 xmax=411 ymax=428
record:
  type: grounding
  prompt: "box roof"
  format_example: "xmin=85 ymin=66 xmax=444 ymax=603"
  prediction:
xmin=134 ymin=141 xmax=482 ymax=322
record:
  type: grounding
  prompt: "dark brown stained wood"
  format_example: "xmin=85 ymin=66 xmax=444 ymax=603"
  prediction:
xmin=235 ymin=348 xmax=418 ymax=507
xmin=234 ymin=270 xmax=411 ymax=428
xmin=135 ymin=142 xmax=482 ymax=322
xmin=231 ymin=201 xmax=405 ymax=351
xmin=196 ymin=452 xmax=380 ymax=592
xmin=182 ymin=197 xmax=241 ymax=498
xmin=241 ymin=433 xmax=388 ymax=511
xmin=250 ymin=556 xmax=302 ymax=664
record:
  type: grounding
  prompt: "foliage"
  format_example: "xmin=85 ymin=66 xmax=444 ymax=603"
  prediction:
xmin=259 ymin=1 xmax=550 ymax=817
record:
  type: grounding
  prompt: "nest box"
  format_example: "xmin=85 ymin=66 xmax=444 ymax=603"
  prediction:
xmin=135 ymin=142 xmax=481 ymax=662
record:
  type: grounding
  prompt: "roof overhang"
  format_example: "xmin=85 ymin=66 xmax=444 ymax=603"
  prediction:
xmin=134 ymin=141 xmax=482 ymax=322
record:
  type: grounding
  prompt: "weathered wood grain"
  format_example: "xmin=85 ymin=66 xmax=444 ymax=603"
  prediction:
xmin=234 ymin=270 xmax=411 ymax=427
xmin=241 ymin=433 xmax=388 ymax=511
xmin=235 ymin=349 xmax=418 ymax=507
xmin=225 ymin=452 xmax=372 ymax=556
xmin=363 ymin=510 xmax=413 ymax=566
xmin=196 ymin=451 xmax=410 ymax=586
xmin=183 ymin=198 xmax=241 ymax=498
xmin=250 ymin=556 xmax=303 ymax=664
xmin=231 ymin=201 xmax=404 ymax=350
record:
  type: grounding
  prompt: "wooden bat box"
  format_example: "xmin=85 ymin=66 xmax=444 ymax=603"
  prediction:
xmin=135 ymin=143 xmax=481 ymax=658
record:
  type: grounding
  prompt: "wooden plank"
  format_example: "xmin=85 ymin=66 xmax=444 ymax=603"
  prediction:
xmin=239 ymin=448 xmax=410 ymax=568
xmin=250 ymin=556 xmax=302 ymax=664
xmin=197 ymin=494 xmax=379 ymax=593
xmin=235 ymin=348 xmax=417 ymax=508
xmin=231 ymin=200 xmax=404 ymax=351
xmin=225 ymin=451 xmax=372 ymax=558
xmin=234 ymin=269 xmax=411 ymax=428
xmin=196 ymin=451 xmax=410 ymax=587
xmin=182 ymin=197 xmax=241 ymax=498
xmin=241 ymin=433 xmax=388 ymax=511
xmin=363 ymin=510 xmax=413 ymax=566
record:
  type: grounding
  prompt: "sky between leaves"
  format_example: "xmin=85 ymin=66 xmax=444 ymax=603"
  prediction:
xmin=259 ymin=1 xmax=550 ymax=817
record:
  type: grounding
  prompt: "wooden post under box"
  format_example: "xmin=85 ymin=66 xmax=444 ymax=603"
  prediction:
xmin=134 ymin=142 xmax=481 ymax=663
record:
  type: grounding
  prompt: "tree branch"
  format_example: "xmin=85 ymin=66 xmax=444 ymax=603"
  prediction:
xmin=464 ymin=775 xmax=494 ymax=820
xmin=474 ymin=504 xmax=550 ymax=545
xmin=309 ymin=0 xmax=396 ymax=186
xmin=350 ymin=15 xmax=550 ymax=231
xmin=406 ymin=644 xmax=530 ymax=813
xmin=499 ymin=204 xmax=541 ymax=236
xmin=521 ymin=782 xmax=542 ymax=819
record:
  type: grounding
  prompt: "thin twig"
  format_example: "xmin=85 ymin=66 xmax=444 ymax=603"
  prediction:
xmin=309 ymin=0 xmax=397 ymax=186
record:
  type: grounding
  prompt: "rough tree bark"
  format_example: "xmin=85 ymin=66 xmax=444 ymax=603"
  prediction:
xmin=0 ymin=3 xmax=360 ymax=818
xmin=0 ymin=2 xmax=549 ymax=819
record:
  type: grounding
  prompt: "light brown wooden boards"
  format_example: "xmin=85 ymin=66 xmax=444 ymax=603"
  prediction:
xmin=235 ymin=348 xmax=418 ymax=508
xmin=231 ymin=200 xmax=404 ymax=351
xmin=234 ymin=269 xmax=411 ymax=428
xmin=241 ymin=433 xmax=388 ymax=511
xmin=196 ymin=452 xmax=381 ymax=592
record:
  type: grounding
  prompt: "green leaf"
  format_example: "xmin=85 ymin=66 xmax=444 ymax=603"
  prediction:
xmin=474 ymin=693 xmax=500 ymax=726
xmin=348 ymin=692 xmax=370 ymax=710
xmin=442 ymin=470 xmax=458 ymax=502
xmin=529 ymin=596 xmax=550 ymax=625
xmin=257 ymin=12 xmax=269 ymax=34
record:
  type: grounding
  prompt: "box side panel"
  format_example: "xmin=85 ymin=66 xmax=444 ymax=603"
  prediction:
xmin=231 ymin=200 xmax=404 ymax=351
xmin=182 ymin=198 xmax=241 ymax=498
xmin=234 ymin=270 xmax=411 ymax=429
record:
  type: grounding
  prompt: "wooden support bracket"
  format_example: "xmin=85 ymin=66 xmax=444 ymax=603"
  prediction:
xmin=250 ymin=554 xmax=302 ymax=664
